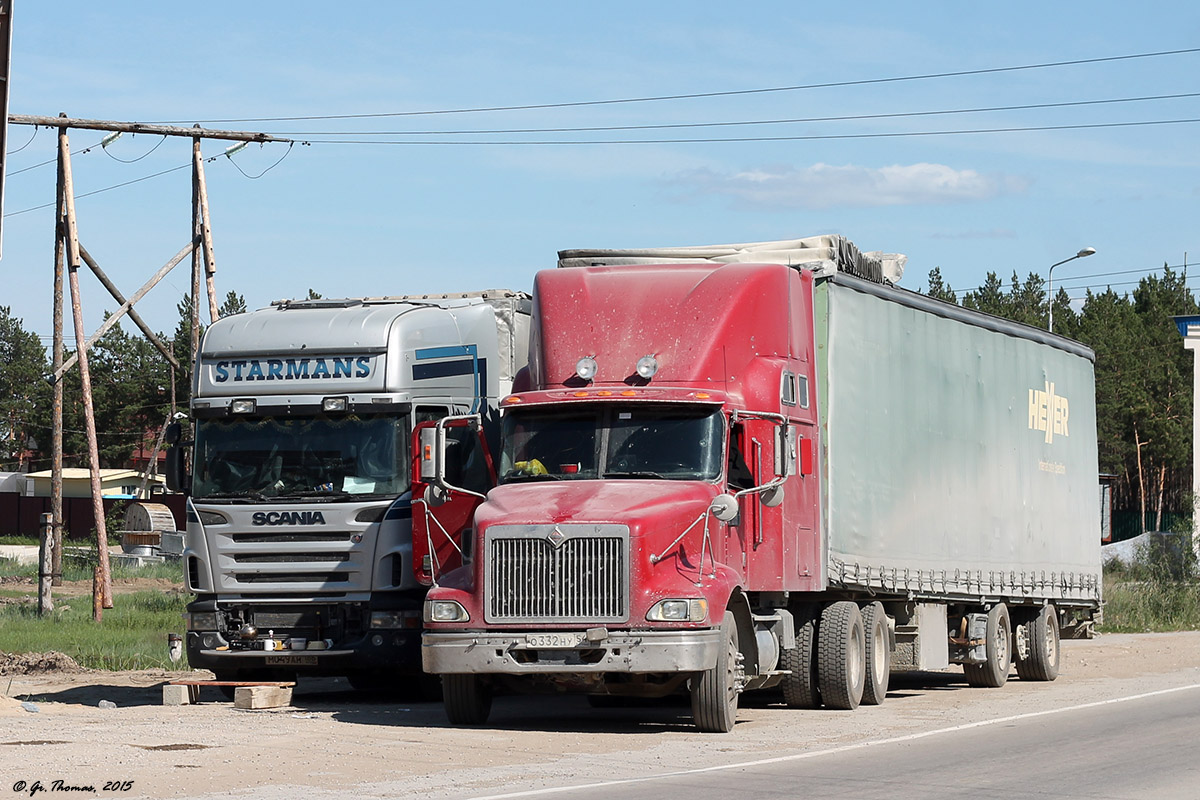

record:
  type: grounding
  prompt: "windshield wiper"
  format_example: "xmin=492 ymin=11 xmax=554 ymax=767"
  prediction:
xmin=196 ymin=491 xmax=268 ymax=502
xmin=269 ymin=489 xmax=355 ymax=501
xmin=503 ymin=473 xmax=563 ymax=483
xmin=602 ymin=471 xmax=665 ymax=480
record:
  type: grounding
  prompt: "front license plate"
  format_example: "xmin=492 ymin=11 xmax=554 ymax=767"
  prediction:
xmin=523 ymin=633 xmax=585 ymax=649
xmin=265 ymin=654 xmax=318 ymax=666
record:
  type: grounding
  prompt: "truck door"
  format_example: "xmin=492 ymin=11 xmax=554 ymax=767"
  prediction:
xmin=410 ymin=419 xmax=496 ymax=585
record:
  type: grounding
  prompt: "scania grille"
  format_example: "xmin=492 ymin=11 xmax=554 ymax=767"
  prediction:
xmin=485 ymin=524 xmax=629 ymax=624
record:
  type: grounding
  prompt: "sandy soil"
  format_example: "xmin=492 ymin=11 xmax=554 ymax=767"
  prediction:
xmin=2 ymin=631 xmax=1199 ymax=800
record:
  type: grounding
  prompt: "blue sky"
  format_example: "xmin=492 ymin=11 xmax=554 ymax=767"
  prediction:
xmin=3 ymin=3 xmax=1199 ymax=345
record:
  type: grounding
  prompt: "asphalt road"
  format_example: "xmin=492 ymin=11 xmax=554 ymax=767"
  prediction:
xmin=468 ymin=684 xmax=1200 ymax=800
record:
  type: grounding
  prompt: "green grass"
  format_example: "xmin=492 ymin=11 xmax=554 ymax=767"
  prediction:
xmin=1099 ymin=532 xmax=1200 ymax=633
xmin=0 ymin=554 xmax=184 ymax=583
xmin=1 ymin=589 xmax=190 ymax=671
xmin=1 ymin=552 xmax=189 ymax=671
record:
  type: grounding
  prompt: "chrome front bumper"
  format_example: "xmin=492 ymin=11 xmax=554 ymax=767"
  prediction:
xmin=422 ymin=628 xmax=721 ymax=674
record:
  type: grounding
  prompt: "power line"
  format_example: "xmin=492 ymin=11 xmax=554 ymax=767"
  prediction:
xmin=157 ymin=47 xmax=1200 ymax=124
xmin=262 ymin=92 xmax=1200 ymax=137
xmin=940 ymin=261 xmax=1194 ymax=296
xmin=291 ymin=117 xmax=1200 ymax=146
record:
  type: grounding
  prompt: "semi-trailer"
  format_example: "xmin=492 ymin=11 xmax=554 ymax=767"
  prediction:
xmin=419 ymin=236 xmax=1101 ymax=731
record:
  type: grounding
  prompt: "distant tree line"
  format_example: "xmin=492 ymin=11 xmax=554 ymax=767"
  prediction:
xmin=925 ymin=264 xmax=1196 ymax=535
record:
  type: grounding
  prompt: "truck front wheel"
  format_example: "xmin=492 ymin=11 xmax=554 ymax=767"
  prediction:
xmin=817 ymin=601 xmax=866 ymax=710
xmin=1015 ymin=604 xmax=1060 ymax=682
xmin=442 ymin=674 xmax=493 ymax=725
xmin=964 ymin=603 xmax=1011 ymax=688
xmin=690 ymin=611 xmax=742 ymax=732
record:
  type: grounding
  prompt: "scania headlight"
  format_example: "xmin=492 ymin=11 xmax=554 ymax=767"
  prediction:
xmin=424 ymin=599 xmax=470 ymax=623
xmin=185 ymin=612 xmax=219 ymax=631
xmin=370 ymin=610 xmax=420 ymax=629
xmin=646 ymin=598 xmax=708 ymax=622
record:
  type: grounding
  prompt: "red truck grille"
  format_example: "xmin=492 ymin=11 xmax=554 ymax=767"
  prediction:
xmin=485 ymin=525 xmax=629 ymax=624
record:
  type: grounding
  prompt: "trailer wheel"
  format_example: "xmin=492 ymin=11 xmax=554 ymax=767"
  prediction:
xmin=442 ymin=674 xmax=493 ymax=725
xmin=860 ymin=602 xmax=891 ymax=705
xmin=779 ymin=605 xmax=820 ymax=708
xmin=1015 ymin=605 xmax=1060 ymax=682
xmin=964 ymin=603 xmax=1011 ymax=688
xmin=817 ymin=601 xmax=865 ymax=710
xmin=690 ymin=611 xmax=741 ymax=732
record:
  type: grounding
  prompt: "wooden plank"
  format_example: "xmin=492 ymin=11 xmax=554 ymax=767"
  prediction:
xmin=234 ymin=685 xmax=294 ymax=710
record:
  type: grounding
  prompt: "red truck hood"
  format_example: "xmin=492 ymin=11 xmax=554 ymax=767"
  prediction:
xmin=478 ymin=480 xmax=719 ymax=538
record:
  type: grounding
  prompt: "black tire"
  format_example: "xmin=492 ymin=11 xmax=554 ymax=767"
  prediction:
xmin=860 ymin=602 xmax=891 ymax=706
xmin=780 ymin=605 xmax=820 ymax=708
xmin=964 ymin=604 xmax=1012 ymax=688
xmin=1015 ymin=605 xmax=1060 ymax=682
xmin=442 ymin=674 xmax=493 ymax=725
xmin=817 ymin=601 xmax=866 ymax=710
xmin=690 ymin=611 xmax=741 ymax=732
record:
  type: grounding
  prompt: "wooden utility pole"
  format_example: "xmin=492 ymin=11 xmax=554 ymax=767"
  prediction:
xmin=50 ymin=139 xmax=65 ymax=588
xmin=58 ymin=123 xmax=112 ymax=617
xmin=21 ymin=113 xmax=287 ymax=618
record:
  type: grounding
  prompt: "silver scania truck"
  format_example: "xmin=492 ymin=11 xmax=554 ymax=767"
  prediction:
xmin=169 ymin=291 xmax=530 ymax=692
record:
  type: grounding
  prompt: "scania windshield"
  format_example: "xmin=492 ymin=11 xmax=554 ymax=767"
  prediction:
xmin=192 ymin=413 xmax=409 ymax=500
xmin=499 ymin=404 xmax=722 ymax=483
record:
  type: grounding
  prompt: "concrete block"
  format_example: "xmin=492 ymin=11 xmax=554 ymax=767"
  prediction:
xmin=163 ymin=684 xmax=196 ymax=705
xmin=233 ymin=685 xmax=293 ymax=710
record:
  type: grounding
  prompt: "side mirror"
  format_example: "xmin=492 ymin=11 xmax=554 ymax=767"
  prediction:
xmin=419 ymin=426 xmax=442 ymax=483
xmin=164 ymin=421 xmax=182 ymax=446
xmin=165 ymin=445 xmax=189 ymax=494
xmin=760 ymin=484 xmax=785 ymax=507
xmin=423 ymin=483 xmax=450 ymax=508
xmin=709 ymin=493 xmax=739 ymax=522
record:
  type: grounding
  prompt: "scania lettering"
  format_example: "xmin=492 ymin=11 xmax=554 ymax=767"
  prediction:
xmin=170 ymin=291 xmax=530 ymax=693
xmin=420 ymin=236 xmax=1102 ymax=731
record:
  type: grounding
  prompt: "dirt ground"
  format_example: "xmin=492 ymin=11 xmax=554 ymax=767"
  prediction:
xmin=2 ymin=631 xmax=1199 ymax=800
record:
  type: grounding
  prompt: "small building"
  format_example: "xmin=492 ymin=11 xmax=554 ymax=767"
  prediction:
xmin=23 ymin=468 xmax=166 ymax=499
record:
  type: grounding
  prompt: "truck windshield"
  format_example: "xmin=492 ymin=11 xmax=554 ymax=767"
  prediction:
xmin=499 ymin=404 xmax=722 ymax=483
xmin=192 ymin=413 xmax=409 ymax=500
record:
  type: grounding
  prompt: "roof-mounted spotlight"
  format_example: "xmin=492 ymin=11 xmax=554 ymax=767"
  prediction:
xmin=575 ymin=356 xmax=598 ymax=382
xmin=636 ymin=355 xmax=659 ymax=380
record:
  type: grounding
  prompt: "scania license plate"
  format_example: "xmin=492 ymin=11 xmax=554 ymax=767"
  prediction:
xmin=523 ymin=633 xmax=585 ymax=649
xmin=265 ymin=654 xmax=318 ymax=666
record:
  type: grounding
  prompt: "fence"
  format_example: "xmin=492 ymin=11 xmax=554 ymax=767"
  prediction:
xmin=0 ymin=493 xmax=185 ymax=539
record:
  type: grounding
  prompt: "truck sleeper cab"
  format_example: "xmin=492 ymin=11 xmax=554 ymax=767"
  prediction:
xmin=421 ymin=237 xmax=1102 ymax=731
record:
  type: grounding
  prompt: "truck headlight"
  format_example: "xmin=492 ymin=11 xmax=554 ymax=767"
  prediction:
xmin=369 ymin=610 xmax=420 ymax=629
xmin=197 ymin=510 xmax=228 ymax=526
xmin=646 ymin=598 xmax=708 ymax=622
xmin=424 ymin=600 xmax=470 ymax=623
xmin=186 ymin=612 xmax=219 ymax=630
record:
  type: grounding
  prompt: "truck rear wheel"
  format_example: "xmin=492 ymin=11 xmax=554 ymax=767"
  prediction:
xmin=690 ymin=611 xmax=741 ymax=732
xmin=964 ymin=603 xmax=1011 ymax=688
xmin=442 ymin=674 xmax=493 ymax=725
xmin=817 ymin=601 xmax=865 ymax=710
xmin=860 ymin=602 xmax=890 ymax=705
xmin=779 ymin=605 xmax=820 ymax=709
xmin=1015 ymin=605 xmax=1060 ymax=682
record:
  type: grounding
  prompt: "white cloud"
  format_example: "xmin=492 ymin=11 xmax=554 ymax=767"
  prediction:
xmin=665 ymin=163 xmax=1028 ymax=210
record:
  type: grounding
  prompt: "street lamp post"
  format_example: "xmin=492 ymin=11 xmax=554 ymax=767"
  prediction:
xmin=1048 ymin=247 xmax=1097 ymax=332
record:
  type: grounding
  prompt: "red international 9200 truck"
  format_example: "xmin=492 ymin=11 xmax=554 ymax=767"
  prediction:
xmin=418 ymin=236 xmax=1102 ymax=731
